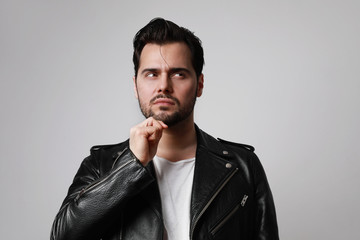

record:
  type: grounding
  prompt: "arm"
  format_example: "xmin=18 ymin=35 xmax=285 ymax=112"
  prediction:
xmin=252 ymin=154 xmax=279 ymax=240
xmin=51 ymin=117 xmax=167 ymax=240
xmin=50 ymin=147 xmax=154 ymax=240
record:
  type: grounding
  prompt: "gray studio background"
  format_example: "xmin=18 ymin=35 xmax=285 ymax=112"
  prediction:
xmin=1 ymin=0 xmax=359 ymax=239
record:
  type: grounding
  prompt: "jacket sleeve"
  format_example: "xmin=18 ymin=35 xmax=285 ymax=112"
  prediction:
xmin=50 ymin=146 xmax=155 ymax=240
xmin=251 ymin=153 xmax=279 ymax=240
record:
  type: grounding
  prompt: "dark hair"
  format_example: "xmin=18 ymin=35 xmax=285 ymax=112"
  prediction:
xmin=133 ymin=18 xmax=204 ymax=79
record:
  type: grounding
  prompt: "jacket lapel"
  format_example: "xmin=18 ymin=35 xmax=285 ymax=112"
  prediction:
xmin=190 ymin=127 xmax=237 ymax=231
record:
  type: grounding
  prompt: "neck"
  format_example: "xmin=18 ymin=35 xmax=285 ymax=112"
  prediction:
xmin=156 ymin=114 xmax=197 ymax=162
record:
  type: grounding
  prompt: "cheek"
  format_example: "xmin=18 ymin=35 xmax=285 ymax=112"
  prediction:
xmin=136 ymin=85 xmax=152 ymax=100
xmin=137 ymin=92 xmax=149 ymax=104
xmin=137 ymin=81 xmax=158 ymax=95
xmin=182 ymin=83 xmax=198 ymax=97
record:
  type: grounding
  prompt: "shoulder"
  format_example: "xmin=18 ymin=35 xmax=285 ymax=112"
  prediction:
xmin=90 ymin=140 xmax=129 ymax=155
xmin=216 ymin=137 xmax=258 ymax=166
xmin=84 ymin=140 xmax=130 ymax=171
xmin=216 ymin=138 xmax=266 ymax=182
xmin=196 ymin=125 xmax=256 ymax=162
xmin=217 ymin=138 xmax=255 ymax=152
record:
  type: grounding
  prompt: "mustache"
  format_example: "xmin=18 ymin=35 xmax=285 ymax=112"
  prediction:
xmin=150 ymin=94 xmax=180 ymax=105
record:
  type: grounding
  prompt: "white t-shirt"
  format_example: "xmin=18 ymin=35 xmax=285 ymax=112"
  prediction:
xmin=153 ymin=155 xmax=195 ymax=240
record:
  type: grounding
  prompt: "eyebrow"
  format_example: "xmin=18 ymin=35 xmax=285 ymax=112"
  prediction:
xmin=140 ymin=67 xmax=192 ymax=75
xmin=140 ymin=68 xmax=158 ymax=75
xmin=169 ymin=68 xmax=192 ymax=75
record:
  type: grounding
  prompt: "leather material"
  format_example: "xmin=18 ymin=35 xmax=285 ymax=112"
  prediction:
xmin=51 ymin=126 xmax=279 ymax=240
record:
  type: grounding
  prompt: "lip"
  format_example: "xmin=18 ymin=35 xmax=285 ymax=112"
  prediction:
xmin=153 ymin=98 xmax=175 ymax=105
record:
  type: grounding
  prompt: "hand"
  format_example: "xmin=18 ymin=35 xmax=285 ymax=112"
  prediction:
xmin=129 ymin=117 xmax=168 ymax=166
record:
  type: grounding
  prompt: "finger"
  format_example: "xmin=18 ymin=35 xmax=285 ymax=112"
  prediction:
xmin=146 ymin=126 xmax=163 ymax=142
xmin=151 ymin=119 xmax=165 ymax=130
xmin=144 ymin=117 xmax=154 ymax=127
xmin=146 ymin=118 xmax=167 ymax=130
xmin=158 ymin=121 xmax=168 ymax=129
xmin=145 ymin=118 xmax=167 ymax=130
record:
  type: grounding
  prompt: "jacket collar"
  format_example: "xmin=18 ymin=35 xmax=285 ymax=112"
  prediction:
xmin=194 ymin=124 xmax=230 ymax=157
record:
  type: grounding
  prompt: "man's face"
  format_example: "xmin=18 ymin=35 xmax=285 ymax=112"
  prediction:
xmin=134 ymin=42 xmax=203 ymax=127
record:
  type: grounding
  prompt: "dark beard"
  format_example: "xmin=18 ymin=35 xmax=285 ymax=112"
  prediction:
xmin=138 ymin=93 xmax=197 ymax=127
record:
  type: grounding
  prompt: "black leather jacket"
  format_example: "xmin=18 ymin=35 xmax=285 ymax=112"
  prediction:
xmin=51 ymin=126 xmax=279 ymax=240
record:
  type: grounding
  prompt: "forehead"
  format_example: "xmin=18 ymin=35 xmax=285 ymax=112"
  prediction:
xmin=139 ymin=42 xmax=193 ymax=70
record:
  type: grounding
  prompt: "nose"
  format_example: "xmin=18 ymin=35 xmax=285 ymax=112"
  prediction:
xmin=158 ymin=74 xmax=173 ymax=93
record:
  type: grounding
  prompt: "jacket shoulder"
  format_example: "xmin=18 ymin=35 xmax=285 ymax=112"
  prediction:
xmin=89 ymin=140 xmax=129 ymax=158
xmin=90 ymin=142 xmax=125 ymax=152
xmin=84 ymin=140 xmax=130 ymax=173
xmin=217 ymin=138 xmax=255 ymax=152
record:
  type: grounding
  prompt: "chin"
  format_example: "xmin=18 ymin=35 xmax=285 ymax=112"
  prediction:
xmin=152 ymin=112 xmax=182 ymax=127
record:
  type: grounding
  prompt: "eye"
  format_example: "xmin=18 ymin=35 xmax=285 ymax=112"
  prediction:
xmin=172 ymin=72 xmax=186 ymax=79
xmin=145 ymin=72 xmax=157 ymax=78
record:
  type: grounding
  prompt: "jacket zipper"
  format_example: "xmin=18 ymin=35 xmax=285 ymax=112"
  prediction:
xmin=74 ymin=158 xmax=136 ymax=203
xmin=210 ymin=203 xmax=240 ymax=235
xmin=190 ymin=167 xmax=238 ymax=240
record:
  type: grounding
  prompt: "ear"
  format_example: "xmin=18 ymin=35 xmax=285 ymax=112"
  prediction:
xmin=196 ymin=74 xmax=204 ymax=97
xmin=133 ymin=76 xmax=139 ymax=99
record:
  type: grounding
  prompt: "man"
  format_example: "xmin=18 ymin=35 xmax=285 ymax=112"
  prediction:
xmin=51 ymin=18 xmax=279 ymax=240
